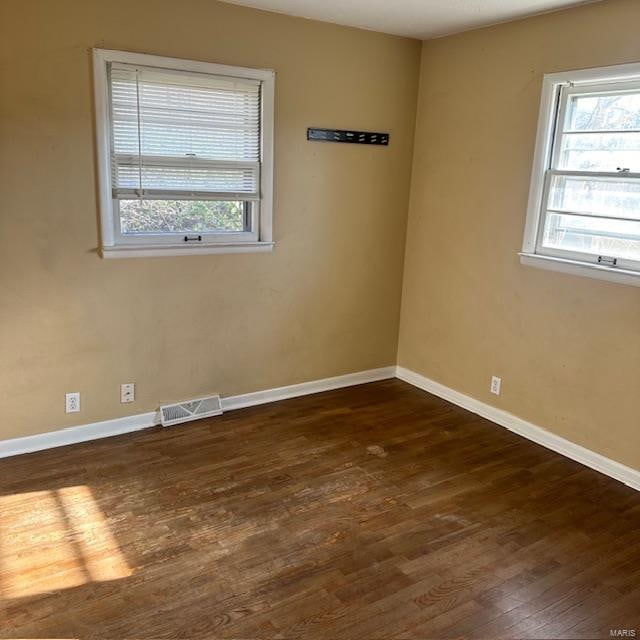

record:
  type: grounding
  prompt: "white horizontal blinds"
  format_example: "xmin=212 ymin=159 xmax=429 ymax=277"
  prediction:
xmin=541 ymin=84 xmax=640 ymax=262
xmin=109 ymin=62 xmax=261 ymax=200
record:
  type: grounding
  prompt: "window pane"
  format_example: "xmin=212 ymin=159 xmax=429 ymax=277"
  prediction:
xmin=566 ymin=93 xmax=640 ymax=131
xmin=542 ymin=212 xmax=640 ymax=261
xmin=558 ymin=132 xmax=640 ymax=171
xmin=119 ymin=200 xmax=246 ymax=234
xmin=549 ymin=175 xmax=640 ymax=220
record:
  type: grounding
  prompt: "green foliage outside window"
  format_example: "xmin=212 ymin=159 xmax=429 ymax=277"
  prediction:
xmin=120 ymin=200 xmax=245 ymax=234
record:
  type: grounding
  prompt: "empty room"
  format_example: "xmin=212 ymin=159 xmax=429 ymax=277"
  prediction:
xmin=1 ymin=0 xmax=639 ymax=637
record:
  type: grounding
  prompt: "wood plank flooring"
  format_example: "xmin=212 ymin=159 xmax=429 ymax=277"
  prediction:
xmin=1 ymin=379 xmax=639 ymax=638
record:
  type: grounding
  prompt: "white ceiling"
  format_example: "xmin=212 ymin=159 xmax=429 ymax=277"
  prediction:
xmin=220 ymin=0 xmax=599 ymax=39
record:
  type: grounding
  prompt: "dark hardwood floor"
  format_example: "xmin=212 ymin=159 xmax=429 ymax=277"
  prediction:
xmin=1 ymin=379 xmax=639 ymax=639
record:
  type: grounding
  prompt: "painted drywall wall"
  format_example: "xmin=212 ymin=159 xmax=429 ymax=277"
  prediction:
xmin=0 ymin=0 xmax=420 ymax=439
xmin=398 ymin=0 xmax=640 ymax=469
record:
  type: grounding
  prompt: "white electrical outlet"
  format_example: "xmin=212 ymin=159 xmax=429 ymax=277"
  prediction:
xmin=65 ymin=392 xmax=81 ymax=413
xmin=490 ymin=376 xmax=502 ymax=395
xmin=121 ymin=383 xmax=135 ymax=404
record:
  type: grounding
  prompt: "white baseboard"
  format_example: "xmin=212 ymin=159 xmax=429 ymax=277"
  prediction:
xmin=396 ymin=366 xmax=640 ymax=492
xmin=0 ymin=412 xmax=159 ymax=459
xmin=0 ymin=367 xmax=396 ymax=459
xmin=221 ymin=367 xmax=396 ymax=411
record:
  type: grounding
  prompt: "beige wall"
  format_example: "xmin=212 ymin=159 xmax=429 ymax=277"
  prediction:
xmin=0 ymin=0 xmax=420 ymax=439
xmin=399 ymin=0 xmax=640 ymax=470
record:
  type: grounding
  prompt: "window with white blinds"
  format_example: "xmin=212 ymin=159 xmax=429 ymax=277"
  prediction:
xmin=109 ymin=64 xmax=261 ymax=200
xmin=93 ymin=49 xmax=274 ymax=257
xmin=523 ymin=63 xmax=640 ymax=285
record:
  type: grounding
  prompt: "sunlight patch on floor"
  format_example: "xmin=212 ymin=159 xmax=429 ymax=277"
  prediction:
xmin=0 ymin=485 xmax=131 ymax=599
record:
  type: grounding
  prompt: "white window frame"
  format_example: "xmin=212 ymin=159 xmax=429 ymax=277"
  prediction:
xmin=521 ymin=61 xmax=640 ymax=287
xmin=93 ymin=49 xmax=275 ymax=258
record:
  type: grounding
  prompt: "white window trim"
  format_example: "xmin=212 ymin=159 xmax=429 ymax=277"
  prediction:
xmin=521 ymin=60 xmax=640 ymax=287
xmin=93 ymin=49 xmax=275 ymax=258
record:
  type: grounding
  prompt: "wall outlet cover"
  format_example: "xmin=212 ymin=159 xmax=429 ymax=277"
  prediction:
xmin=121 ymin=383 xmax=135 ymax=404
xmin=65 ymin=392 xmax=81 ymax=413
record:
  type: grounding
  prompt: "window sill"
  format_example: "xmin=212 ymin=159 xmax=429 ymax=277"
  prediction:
xmin=101 ymin=242 xmax=275 ymax=259
xmin=519 ymin=253 xmax=640 ymax=288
